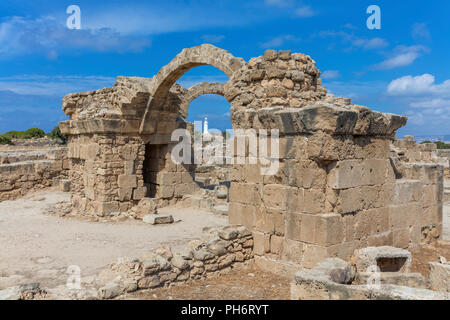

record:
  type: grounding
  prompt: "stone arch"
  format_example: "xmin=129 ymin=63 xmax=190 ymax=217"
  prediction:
xmin=139 ymin=44 xmax=245 ymax=133
xmin=180 ymin=82 xmax=225 ymax=119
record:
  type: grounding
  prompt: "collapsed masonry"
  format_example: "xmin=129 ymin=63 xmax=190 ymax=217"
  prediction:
xmin=59 ymin=44 xmax=444 ymax=269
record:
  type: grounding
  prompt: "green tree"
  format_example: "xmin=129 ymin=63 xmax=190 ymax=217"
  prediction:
xmin=48 ymin=126 xmax=68 ymax=144
xmin=0 ymin=135 xmax=13 ymax=145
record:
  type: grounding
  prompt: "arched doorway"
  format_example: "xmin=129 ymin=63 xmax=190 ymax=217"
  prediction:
xmin=139 ymin=45 xmax=245 ymax=208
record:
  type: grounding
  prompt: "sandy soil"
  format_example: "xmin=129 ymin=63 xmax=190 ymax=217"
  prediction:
xmin=0 ymin=191 xmax=227 ymax=290
xmin=121 ymin=264 xmax=291 ymax=300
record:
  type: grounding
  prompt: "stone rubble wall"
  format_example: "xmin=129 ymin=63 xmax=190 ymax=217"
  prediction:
xmin=96 ymin=225 xmax=253 ymax=299
xmin=0 ymin=147 xmax=69 ymax=202
xmin=68 ymin=133 xmax=198 ymax=217
xmin=226 ymin=49 xmax=327 ymax=116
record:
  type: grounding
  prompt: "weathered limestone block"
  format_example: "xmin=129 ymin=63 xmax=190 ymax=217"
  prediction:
xmin=351 ymin=246 xmax=412 ymax=273
xmin=117 ymin=174 xmax=137 ymax=188
xmin=143 ymin=214 xmax=174 ymax=225
xmin=262 ymin=184 xmax=292 ymax=211
xmin=228 ymin=202 xmax=255 ymax=229
xmin=429 ymin=262 xmax=450 ymax=292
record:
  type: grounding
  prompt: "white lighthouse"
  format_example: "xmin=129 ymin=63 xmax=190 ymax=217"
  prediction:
xmin=203 ymin=117 xmax=209 ymax=135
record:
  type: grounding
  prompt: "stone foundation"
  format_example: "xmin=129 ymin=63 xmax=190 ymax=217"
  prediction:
xmin=97 ymin=225 xmax=253 ymax=299
xmin=0 ymin=147 xmax=69 ymax=201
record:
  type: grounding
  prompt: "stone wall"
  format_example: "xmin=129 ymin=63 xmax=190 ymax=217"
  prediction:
xmin=67 ymin=132 xmax=198 ymax=217
xmin=59 ymin=44 xmax=443 ymax=270
xmin=393 ymin=136 xmax=449 ymax=169
xmin=0 ymin=147 xmax=69 ymax=201
xmin=97 ymin=225 xmax=253 ymax=299
xmin=228 ymin=128 xmax=441 ymax=268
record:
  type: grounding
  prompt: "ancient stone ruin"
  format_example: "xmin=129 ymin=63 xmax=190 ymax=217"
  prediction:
xmin=1 ymin=44 xmax=448 ymax=300
xmin=58 ymin=44 xmax=443 ymax=269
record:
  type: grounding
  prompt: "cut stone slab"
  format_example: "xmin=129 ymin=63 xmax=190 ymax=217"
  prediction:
xmin=429 ymin=262 xmax=450 ymax=292
xmin=351 ymin=246 xmax=412 ymax=273
xmin=356 ymin=272 xmax=429 ymax=289
xmin=143 ymin=214 xmax=174 ymax=225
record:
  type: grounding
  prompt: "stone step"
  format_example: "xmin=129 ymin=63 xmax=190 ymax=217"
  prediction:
xmin=356 ymin=272 xmax=429 ymax=290
xmin=212 ymin=204 xmax=229 ymax=216
xmin=142 ymin=214 xmax=174 ymax=225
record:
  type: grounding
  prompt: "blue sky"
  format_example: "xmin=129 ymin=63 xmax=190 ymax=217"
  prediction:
xmin=0 ymin=0 xmax=449 ymax=136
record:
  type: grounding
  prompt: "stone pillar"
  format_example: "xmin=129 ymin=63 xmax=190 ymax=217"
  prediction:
xmin=228 ymin=100 xmax=413 ymax=269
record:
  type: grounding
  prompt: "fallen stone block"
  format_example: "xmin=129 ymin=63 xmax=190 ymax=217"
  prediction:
xmin=143 ymin=214 xmax=174 ymax=225
xmin=351 ymin=246 xmax=412 ymax=273
xmin=429 ymin=262 xmax=450 ymax=292
xmin=98 ymin=282 xmax=122 ymax=299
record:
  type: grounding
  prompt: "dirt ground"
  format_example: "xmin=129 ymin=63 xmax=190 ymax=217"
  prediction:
xmin=0 ymin=190 xmax=227 ymax=290
xmin=121 ymin=264 xmax=291 ymax=300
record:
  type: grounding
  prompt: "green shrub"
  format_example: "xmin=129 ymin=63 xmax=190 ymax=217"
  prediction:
xmin=3 ymin=128 xmax=46 ymax=139
xmin=3 ymin=130 xmax=22 ymax=139
xmin=48 ymin=126 xmax=68 ymax=144
xmin=420 ymin=140 xmax=450 ymax=149
xmin=435 ymin=141 xmax=450 ymax=149
xmin=24 ymin=128 xmax=46 ymax=139
xmin=0 ymin=135 xmax=13 ymax=145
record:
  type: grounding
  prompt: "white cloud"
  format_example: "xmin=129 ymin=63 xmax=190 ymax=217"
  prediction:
xmin=81 ymin=3 xmax=261 ymax=35
xmin=259 ymin=35 xmax=300 ymax=48
xmin=0 ymin=16 xmax=151 ymax=59
xmin=295 ymin=6 xmax=316 ymax=18
xmin=0 ymin=75 xmax=115 ymax=96
xmin=343 ymin=23 xmax=357 ymax=30
xmin=412 ymin=23 xmax=431 ymax=40
xmin=321 ymin=70 xmax=340 ymax=80
xmin=374 ymin=45 xmax=428 ymax=70
xmin=387 ymin=74 xmax=450 ymax=97
xmin=352 ymin=37 xmax=388 ymax=50
xmin=410 ymin=99 xmax=450 ymax=109
xmin=318 ymin=31 xmax=388 ymax=51
xmin=264 ymin=0 xmax=294 ymax=7
xmin=386 ymin=74 xmax=450 ymax=135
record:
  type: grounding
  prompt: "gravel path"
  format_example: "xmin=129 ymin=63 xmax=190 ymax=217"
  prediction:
xmin=0 ymin=191 xmax=227 ymax=289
